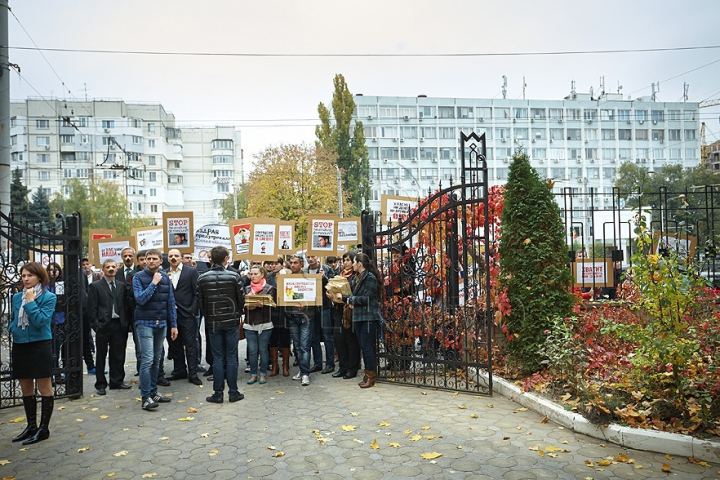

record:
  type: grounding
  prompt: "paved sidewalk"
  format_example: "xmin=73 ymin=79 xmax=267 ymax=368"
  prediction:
xmin=0 ymin=355 xmax=717 ymax=479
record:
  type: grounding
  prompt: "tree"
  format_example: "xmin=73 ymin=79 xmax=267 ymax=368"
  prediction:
xmin=10 ymin=168 xmax=30 ymax=220
xmin=316 ymin=74 xmax=369 ymax=216
xmin=498 ymin=151 xmax=575 ymax=373
xmin=245 ymin=144 xmax=349 ymax=245
xmin=219 ymin=183 xmax=249 ymax=222
xmin=50 ymin=178 xmax=153 ymax=247
xmin=28 ymin=187 xmax=53 ymax=233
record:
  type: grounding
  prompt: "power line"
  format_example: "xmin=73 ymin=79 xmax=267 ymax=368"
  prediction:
xmin=6 ymin=44 xmax=720 ymax=58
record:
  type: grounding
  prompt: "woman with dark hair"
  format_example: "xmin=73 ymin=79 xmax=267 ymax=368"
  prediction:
xmin=268 ymin=256 xmax=291 ymax=376
xmin=335 ymin=253 xmax=383 ymax=388
xmin=9 ymin=262 xmax=57 ymax=444
xmin=244 ymin=265 xmax=276 ymax=385
xmin=46 ymin=263 xmax=66 ymax=385
xmin=327 ymin=251 xmax=361 ymax=379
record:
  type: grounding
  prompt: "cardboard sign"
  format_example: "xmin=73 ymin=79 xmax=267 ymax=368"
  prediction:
xmin=229 ymin=218 xmax=253 ymax=260
xmin=132 ymin=226 xmax=164 ymax=252
xmin=250 ymin=221 xmax=279 ymax=260
xmin=94 ymin=236 xmax=134 ymax=266
xmin=276 ymin=273 xmax=322 ymax=306
xmin=382 ymin=195 xmax=418 ymax=223
xmin=652 ymin=232 xmax=697 ymax=259
xmin=277 ymin=221 xmax=295 ymax=253
xmin=194 ymin=223 xmax=233 ymax=263
xmin=573 ymin=259 xmax=612 ymax=287
xmin=306 ymin=214 xmax=338 ymax=257
xmin=88 ymin=229 xmax=115 ymax=263
xmin=337 ymin=217 xmax=360 ymax=245
xmin=163 ymin=211 xmax=194 ymax=255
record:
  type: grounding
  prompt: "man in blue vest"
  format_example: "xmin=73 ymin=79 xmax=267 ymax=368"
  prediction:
xmin=133 ymin=249 xmax=178 ymax=411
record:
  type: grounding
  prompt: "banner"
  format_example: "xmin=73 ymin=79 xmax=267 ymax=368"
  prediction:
xmin=229 ymin=219 xmax=253 ymax=259
xmin=276 ymin=274 xmax=322 ymax=306
xmin=95 ymin=236 xmax=134 ymax=266
xmin=306 ymin=214 xmax=338 ymax=257
xmin=573 ymin=259 xmax=612 ymax=287
xmin=382 ymin=194 xmax=418 ymax=223
xmin=163 ymin=211 xmax=194 ymax=255
xmin=194 ymin=223 xmax=232 ymax=263
xmin=337 ymin=217 xmax=360 ymax=245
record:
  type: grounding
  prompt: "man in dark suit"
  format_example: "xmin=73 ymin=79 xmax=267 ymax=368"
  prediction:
xmin=166 ymin=248 xmax=202 ymax=385
xmin=87 ymin=259 xmax=131 ymax=395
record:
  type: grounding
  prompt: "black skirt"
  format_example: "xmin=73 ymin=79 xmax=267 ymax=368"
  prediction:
xmin=12 ymin=339 xmax=53 ymax=379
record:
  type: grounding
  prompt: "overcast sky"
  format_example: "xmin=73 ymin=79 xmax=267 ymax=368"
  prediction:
xmin=8 ymin=0 xmax=720 ymax=175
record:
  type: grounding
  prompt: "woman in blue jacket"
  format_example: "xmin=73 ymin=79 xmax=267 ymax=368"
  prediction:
xmin=9 ymin=262 xmax=57 ymax=445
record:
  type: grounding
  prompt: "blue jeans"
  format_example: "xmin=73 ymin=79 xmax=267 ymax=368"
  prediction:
xmin=246 ymin=328 xmax=272 ymax=376
xmin=310 ymin=308 xmax=335 ymax=368
xmin=355 ymin=321 xmax=378 ymax=371
xmin=288 ymin=315 xmax=312 ymax=375
xmin=208 ymin=325 xmax=239 ymax=396
xmin=136 ymin=324 xmax=166 ymax=399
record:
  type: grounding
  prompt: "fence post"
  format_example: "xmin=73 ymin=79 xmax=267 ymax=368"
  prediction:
xmin=446 ymin=193 xmax=460 ymax=310
xmin=63 ymin=214 xmax=83 ymax=398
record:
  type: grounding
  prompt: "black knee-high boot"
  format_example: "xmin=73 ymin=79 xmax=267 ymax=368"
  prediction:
xmin=23 ymin=396 xmax=53 ymax=445
xmin=12 ymin=396 xmax=37 ymax=442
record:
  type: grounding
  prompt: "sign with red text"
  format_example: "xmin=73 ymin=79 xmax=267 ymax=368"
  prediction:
xmin=95 ymin=236 xmax=134 ymax=266
xmin=229 ymin=219 xmax=253 ymax=259
xmin=382 ymin=195 xmax=417 ymax=223
xmin=337 ymin=217 xmax=360 ymax=245
xmin=276 ymin=274 xmax=322 ymax=306
xmin=251 ymin=222 xmax=277 ymax=258
xmin=573 ymin=259 xmax=612 ymax=287
xmin=306 ymin=215 xmax=338 ymax=257
xmin=277 ymin=221 xmax=295 ymax=252
xmin=163 ymin=211 xmax=194 ymax=255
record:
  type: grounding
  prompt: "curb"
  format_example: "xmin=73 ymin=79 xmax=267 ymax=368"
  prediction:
xmin=487 ymin=373 xmax=720 ymax=463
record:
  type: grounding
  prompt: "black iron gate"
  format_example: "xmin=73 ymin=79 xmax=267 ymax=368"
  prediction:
xmin=363 ymin=132 xmax=495 ymax=395
xmin=0 ymin=211 xmax=83 ymax=408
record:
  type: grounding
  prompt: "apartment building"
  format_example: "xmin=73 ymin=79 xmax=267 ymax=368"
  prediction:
xmin=9 ymin=99 xmax=243 ymax=226
xmin=353 ymin=91 xmax=701 ymax=212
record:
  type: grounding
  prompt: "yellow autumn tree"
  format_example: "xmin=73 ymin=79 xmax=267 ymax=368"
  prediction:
xmin=246 ymin=144 xmax=349 ymax=245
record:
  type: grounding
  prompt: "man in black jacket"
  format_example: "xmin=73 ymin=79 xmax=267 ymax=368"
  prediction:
xmin=166 ymin=249 xmax=201 ymax=385
xmin=197 ymin=246 xmax=244 ymax=403
xmin=87 ymin=259 xmax=131 ymax=395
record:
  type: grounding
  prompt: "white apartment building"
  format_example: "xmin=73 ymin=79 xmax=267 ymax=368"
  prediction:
xmin=353 ymin=91 xmax=702 ymax=212
xmin=9 ymin=99 xmax=243 ymax=226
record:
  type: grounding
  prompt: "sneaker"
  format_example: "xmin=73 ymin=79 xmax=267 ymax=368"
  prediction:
xmin=152 ymin=393 xmax=171 ymax=403
xmin=206 ymin=394 xmax=223 ymax=404
xmin=87 ymin=368 xmax=96 ymax=375
xmin=292 ymin=372 xmax=302 ymax=381
xmin=244 ymin=366 xmax=251 ymax=373
xmin=229 ymin=393 xmax=245 ymax=403
xmin=142 ymin=397 xmax=158 ymax=410
xmin=301 ymin=375 xmax=310 ymax=386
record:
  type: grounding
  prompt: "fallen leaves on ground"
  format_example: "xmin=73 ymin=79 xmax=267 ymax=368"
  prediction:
xmin=458 ymin=405 xmax=467 ymax=410
xmin=378 ymin=421 xmax=391 ymax=427
xmin=470 ymin=413 xmax=478 ymax=419
xmin=403 ymin=429 xmax=412 ymax=435
xmin=517 ymin=407 xmax=528 ymax=411
xmin=350 ymin=412 xmax=358 ymax=417
xmin=661 ymin=463 xmax=671 ymax=473
xmin=187 ymin=407 xmax=197 ymax=413
xmin=178 ymin=417 xmax=194 ymax=421
xmin=99 ymin=415 xmax=108 ymax=419
xmin=352 ymin=439 xmax=364 ymax=444
xmin=77 ymin=446 xmax=90 ymax=453
xmin=8 ymin=417 xmax=24 ymax=424
xmin=0 ymin=459 xmax=11 ymax=466
xmin=209 ymin=449 xmax=218 ymax=457
xmin=421 ymin=426 xmax=431 ymax=430
xmin=272 ymin=452 xmax=284 ymax=457
xmin=409 ymin=435 xmax=422 ymax=441
xmin=159 ymin=437 xmax=169 ymax=441
xmin=113 ymin=451 xmax=128 ymax=457
xmin=200 ymin=433 xmax=209 ymax=438
xmin=389 ymin=442 xmax=401 ymax=448
xmin=141 ymin=474 xmax=157 ymax=479
xmin=420 ymin=452 xmax=443 ymax=459
xmin=267 ymin=446 xmax=276 ymax=450
xmin=341 ymin=425 xmax=356 ymax=432
xmin=370 ymin=439 xmax=379 ymax=450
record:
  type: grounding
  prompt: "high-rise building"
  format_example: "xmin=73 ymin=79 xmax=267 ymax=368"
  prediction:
xmin=353 ymin=90 xmax=701 ymax=212
xmin=9 ymin=99 xmax=243 ymax=226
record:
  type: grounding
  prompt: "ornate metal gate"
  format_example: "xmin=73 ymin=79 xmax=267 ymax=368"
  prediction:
xmin=362 ymin=133 xmax=495 ymax=395
xmin=0 ymin=211 xmax=83 ymax=407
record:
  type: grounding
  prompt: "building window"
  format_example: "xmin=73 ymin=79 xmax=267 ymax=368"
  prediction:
xmin=380 ymin=147 xmax=398 ymax=160
xmin=439 ymin=127 xmax=454 ymax=139
xmin=513 ymin=108 xmax=527 ymax=119
xmin=551 ymin=167 xmax=565 ymax=179
xmin=685 ymin=129 xmax=696 ymax=140
xmin=10 ymin=117 xmax=17 ymax=127
xmin=495 ymin=127 xmax=510 ymax=139
xmin=683 ymin=110 xmax=696 ymax=121
xmin=419 ymin=148 xmax=436 ymax=160
xmin=420 ymin=127 xmax=436 ymax=138
xmin=36 ymin=136 xmax=50 ymax=147
xmin=38 ymin=171 xmax=51 ymax=181
xmin=77 ymin=117 xmax=88 ymax=127
xmin=567 ymin=129 xmax=581 ymax=141
xmin=515 ymin=128 xmax=528 ymax=140
xmin=636 ymin=110 xmax=648 ymax=122
xmin=132 ymin=136 xmax=142 ymax=144
xmin=686 ymin=148 xmax=697 ymax=158
xmin=213 ymin=139 xmax=234 ymax=150
xmin=148 ymin=139 xmax=156 ymax=148
xmin=149 ymin=172 xmax=157 ymax=182
xmin=567 ymin=109 xmax=581 ymax=120
xmin=11 ymin=135 xmax=17 ymax=146
xmin=584 ymin=110 xmax=597 ymax=121
xmin=549 ymin=109 xmax=563 ymax=120
xmin=77 ymin=152 xmax=91 ymax=161
xmin=530 ymin=108 xmax=546 ymax=120
xmin=635 ymin=130 xmax=648 ymax=140
xmin=418 ymin=106 xmax=436 ymax=118
xmin=37 ymin=154 xmax=50 ymax=163
xmin=102 ymin=137 xmax=113 ymax=146
xmin=601 ymin=129 xmax=615 ymax=140
xmin=476 ymin=107 xmax=491 ymax=120
xmin=618 ymin=110 xmax=631 ymax=122
xmin=652 ymin=130 xmax=664 ymax=141
xmin=102 ymin=120 xmax=115 ymax=129
xmin=36 ymin=119 xmax=49 ymax=129
xmin=532 ymin=148 xmax=546 ymax=159
xmin=669 ymin=149 xmax=682 ymax=159
xmin=587 ymin=168 xmax=600 ymax=179
xmin=400 ymin=126 xmax=417 ymax=139
xmin=532 ymin=128 xmax=546 ymax=140
xmin=653 ymin=148 xmax=665 ymax=160
xmin=496 ymin=168 xmax=510 ymax=179
xmin=363 ymin=126 xmax=377 ymax=138
xmin=585 ymin=129 xmax=597 ymax=140
xmin=438 ymin=107 xmax=454 ymax=119
xmin=602 ymin=148 xmax=616 ymax=160
xmin=439 ymin=148 xmax=456 ymax=159
xmin=63 ymin=186 xmax=73 ymax=196
xmin=549 ymin=128 xmax=563 ymax=140
xmin=637 ymin=148 xmax=649 ymax=159
xmin=63 ymin=168 xmax=88 ymax=178
xmin=148 ymin=155 xmax=156 ymax=165
xmin=600 ymin=109 xmax=615 ymax=121
xmin=80 ymin=134 xmax=90 ymax=144
xmin=104 ymin=171 xmax=117 ymax=179
xmin=11 ymin=152 xmax=23 ymax=162
xmin=618 ymin=129 xmax=632 ymax=140
xmin=668 ymin=129 xmax=681 ymax=141
xmin=400 ymin=147 xmax=417 ymax=159
xmin=60 ymin=135 xmax=74 ymax=144
xmin=651 ymin=110 xmax=664 ymax=122
xmin=585 ymin=148 xmax=597 ymax=159
xmin=378 ymin=106 xmax=396 ymax=118
xmin=619 ymin=148 xmax=632 ymax=160
xmin=367 ymin=147 xmax=378 ymax=159
xmin=150 ymin=188 xmax=157 ymax=197
xmin=150 ymin=205 xmax=158 ymax=213
xmin=457 ymin=107 xmax=473 ymax=119
xmin=495 ymin=107 xmax=510 ymax=119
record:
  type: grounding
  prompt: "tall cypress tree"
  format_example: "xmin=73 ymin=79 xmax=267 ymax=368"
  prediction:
xmin=498 ymin=151 xmax=575 ymax=373
xmin=10 ymin=168 xmax=30 ymax=220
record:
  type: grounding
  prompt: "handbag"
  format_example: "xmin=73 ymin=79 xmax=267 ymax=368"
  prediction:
xmin=238 ymin=322 xmax=246 ymax=341
xmin=342 ymin=306 xmax=352 ymax=329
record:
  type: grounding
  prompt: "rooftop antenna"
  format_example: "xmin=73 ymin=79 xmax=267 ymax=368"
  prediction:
xmin=617 ymin=82 xmax=623 ymax=95
xmin=600 ymin=76 xmax=605 ymax=97
xmin=84 ymin=83 xmax=88 ymax=102
xmin=683 ymin=82 xmax=689 ymax=102
xmin=589 ymin=86 xmax=594 ymax=100
xmin=502 ymin=75 xmax=507 ymax=99
xmin=522 ymin=76 xmax=527 ymax=100
xmin=571 ymin=80 xmax=576 ymax=96
xmin=651 ymin=82 xmax=660 ymax=101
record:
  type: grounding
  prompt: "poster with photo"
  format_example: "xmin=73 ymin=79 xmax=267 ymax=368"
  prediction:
xmin=132 ymin=226 xmax=164 ymax=252
xmin=194 ymin=223 xmax=232 ymax=263
xmin=251 ymin=222 xmax=277 ymax=258
xmin=277 ymin=221 xmax=295 ymax=253
xmin=95 ymin=236 xmax=134 ymax=266
xmin=573 ymin=259 xmax=612 ymax=288
xmin=276 ymin=274 xmax=322 ymax=306
xmin=229 ymin=219 xmax=253 ymax=259
xmin=652 ymin=232 xmax=697 ymax=259
xmin=88 ymin=229 xmax=115 ymax=263
xmin=337 ymin=217 xmax=360 ymax=245
xmin=34 ymin=249 xmax=63 ymax=268
xmin=382 ymin=195 xmax=418 ymax=223
xmin=306 ymin=214 xmax=338 ymax=257
xmin=163 ymin=211 xmax=194 ymax=255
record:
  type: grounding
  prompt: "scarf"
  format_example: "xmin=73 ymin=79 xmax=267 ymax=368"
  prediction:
xmin=18 ymin=284 xmax=43 ymax=330
xmin=250 ymin=278 xmax=266 ymax=295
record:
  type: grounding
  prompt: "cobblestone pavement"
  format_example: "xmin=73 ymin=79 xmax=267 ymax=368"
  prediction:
xmin=0 ymin=351 xmax=717 ymax=479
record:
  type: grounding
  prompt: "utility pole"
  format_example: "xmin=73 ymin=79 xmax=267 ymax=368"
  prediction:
xmin=0 ymin=0 xmax=11 ymax=216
